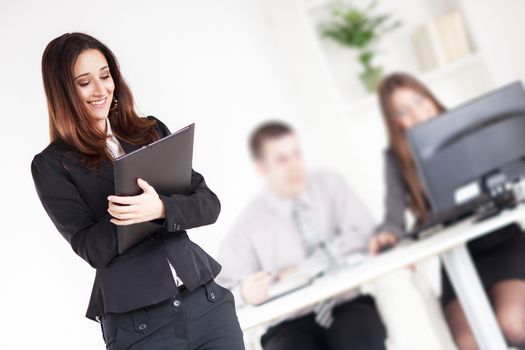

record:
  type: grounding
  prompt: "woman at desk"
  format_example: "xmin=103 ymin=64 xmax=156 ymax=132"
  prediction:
xmin=372 ymin=72 xmax=525 ymax=349
xmin=31 ymin=33 xmax=244 ymax=349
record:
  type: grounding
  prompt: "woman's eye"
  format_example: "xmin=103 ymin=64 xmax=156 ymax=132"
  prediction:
xmin=101 ymin=75 xmax=110 ymax=80
xmin=78 ymin=81 xmax=89 ymax=87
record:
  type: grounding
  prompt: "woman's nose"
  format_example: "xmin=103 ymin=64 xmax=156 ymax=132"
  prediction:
xmin=92 ymin=79 xmax=106 ymax=96
xmin=409 ymin=106 xmax=426 ymax=123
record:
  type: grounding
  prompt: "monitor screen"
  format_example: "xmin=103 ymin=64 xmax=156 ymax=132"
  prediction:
xmin=406 ymin=81 xmax=525 ymax=212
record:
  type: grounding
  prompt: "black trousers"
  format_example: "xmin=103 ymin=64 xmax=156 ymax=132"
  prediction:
xmin=99 ymin=280 xmax=245 ymax=350
xmin=260 ymin=295 xmax=387 ymax=350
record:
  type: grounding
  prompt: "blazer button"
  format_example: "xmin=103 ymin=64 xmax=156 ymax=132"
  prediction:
xmin=173 ymin=299 xmax=181 ymax=307
xmin=138 ymin=323 xmax=147 ymax=331
xmin=210 ymin=292 xmax=216 ymax=300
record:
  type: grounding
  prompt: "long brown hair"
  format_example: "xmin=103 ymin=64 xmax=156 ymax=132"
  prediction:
xmin=41 ymin=32 xmax=160 ymax=173
xmin=378 ymin=72 xmax=446 ymax=220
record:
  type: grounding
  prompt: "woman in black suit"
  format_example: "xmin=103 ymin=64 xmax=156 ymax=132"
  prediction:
xmin=31 ymin=32 xmax=244 ymax=350
xmin=372 ymin=72 xmax=525 ymax=349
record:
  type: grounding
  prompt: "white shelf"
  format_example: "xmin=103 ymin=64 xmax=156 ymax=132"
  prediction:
xmin=297 ymin=0 xmax=491 ymax=117
xmin=420 ymin=52 xmax=483 ymax=82
xmin=343 ymin=52 xmax=485 ymax=115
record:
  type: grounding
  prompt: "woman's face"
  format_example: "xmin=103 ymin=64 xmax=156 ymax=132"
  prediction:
xmin=390 ymin=87 xmax=440 ymax=130
xmin=73 ymin=49 xmax=115 ymax=124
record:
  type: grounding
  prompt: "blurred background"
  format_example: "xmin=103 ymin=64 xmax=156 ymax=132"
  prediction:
xmin=1 ymin=0 xmax=525 ymax=349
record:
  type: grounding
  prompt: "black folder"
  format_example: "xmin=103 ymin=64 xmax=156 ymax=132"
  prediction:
xmin=114 ymin=123 xmax=194 ymax=254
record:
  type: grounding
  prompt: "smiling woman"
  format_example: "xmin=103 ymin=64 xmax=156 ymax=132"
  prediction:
xmin=74 ymin=49 xmax=114 ymax=118
xmin=376 ymin=72 xmax=525 ymax=349
xmin=40 ymin=33 xmax=160 ymax=173
xmin=32 ymin=32 xmax=245 ymax=350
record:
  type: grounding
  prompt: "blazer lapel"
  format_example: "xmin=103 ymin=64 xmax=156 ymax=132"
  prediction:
xmin=118 ymin=137 xmax=143 ymax=155
xmin=97 ymin=137 xmax=144 ymax=185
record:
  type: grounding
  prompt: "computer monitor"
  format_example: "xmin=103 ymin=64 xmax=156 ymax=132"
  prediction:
xmin=407 ymin=81 xmax=525 ymax=214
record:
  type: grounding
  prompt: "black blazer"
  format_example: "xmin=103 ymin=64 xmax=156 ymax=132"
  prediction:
xmin=30 ymin=116 xmax=222 ymax=321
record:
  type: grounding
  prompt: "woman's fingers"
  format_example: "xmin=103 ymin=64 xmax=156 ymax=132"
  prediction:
xmin=108 ymin=187 xmax=164 ymax=224
xmin=369 ymin=237 xmax=380 ymax=255
xmin=378 ymin=233 xmax=397 ymax=246
xmin=108 ymin=202 xmax=137 ymax=213
xmin=137 ymin=178 xmax=156 ymax=193
xmin=380 ymin=232 xmax=398 ymax=243
xmin=108 ymin=210 xmax=136 ymax=220
xmin=108 ymin=201 xmax=140 ymax=221
xmin=369 ymin=232 xmax=398 ymax=255
xmin=108 ymin=179 xmax=157 ymax=205
xmin=109 ymin=207 xmax=157 ymax=224
xmin=107 ymin=194 xmax=141 ymax=205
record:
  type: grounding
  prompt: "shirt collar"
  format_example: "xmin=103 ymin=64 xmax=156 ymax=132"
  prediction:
xmin=105 ymin=118 xmax=114 ymax=138
xmin=262 ymin=182 xmax=314 ymax=218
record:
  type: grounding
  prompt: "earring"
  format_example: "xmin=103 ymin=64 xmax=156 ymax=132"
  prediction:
xmin=109 ymin=97 xmax=119 ymax=113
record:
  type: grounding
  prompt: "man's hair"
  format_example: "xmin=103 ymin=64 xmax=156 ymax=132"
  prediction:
xmin=249 ymin=121 xmax=294 ymax=159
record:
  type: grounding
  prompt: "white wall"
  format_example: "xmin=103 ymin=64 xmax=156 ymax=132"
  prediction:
xmin=460 ymin=0 xmax=525 ymax=86
xmin=0 ymin=1 xmax=311 ymax=348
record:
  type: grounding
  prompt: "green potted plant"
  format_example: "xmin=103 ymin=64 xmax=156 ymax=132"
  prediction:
xmin=320 ymin=0 xmax=401 ymax=92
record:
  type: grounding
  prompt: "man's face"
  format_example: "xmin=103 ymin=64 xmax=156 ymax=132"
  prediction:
xmin=255 ymin=133 xmax=307 ymax=198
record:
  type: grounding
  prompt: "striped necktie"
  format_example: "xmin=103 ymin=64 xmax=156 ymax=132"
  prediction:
xmin=291 ymin=199 xmax=335 ymax=329
xmin=291 ymin=200 xmax=319 ymax=256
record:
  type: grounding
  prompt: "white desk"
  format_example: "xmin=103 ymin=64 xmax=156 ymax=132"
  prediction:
xmin=237 ymin=204 xmax=525 ymax=350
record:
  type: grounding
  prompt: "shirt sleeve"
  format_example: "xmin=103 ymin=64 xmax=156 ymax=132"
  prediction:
xmin=31 ymin=152 xmax=119 ymax=268
xmin=216 ymin=217 xmax=262 ymax=308
xmin=324 ymin=171 xmax=377 ymax=254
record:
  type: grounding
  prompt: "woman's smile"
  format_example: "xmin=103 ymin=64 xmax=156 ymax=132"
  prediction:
xmin=88 ymin=96 xmax=108 ymax=109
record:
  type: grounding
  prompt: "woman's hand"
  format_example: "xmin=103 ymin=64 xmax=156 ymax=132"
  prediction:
xmin=107 ymin=178 xmax=166 ymax=225
xmin=368 ymin=231 xmax=398 ymax=255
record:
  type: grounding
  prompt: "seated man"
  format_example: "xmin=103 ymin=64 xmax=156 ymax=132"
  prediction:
xmin=217 ymin=121 xmax=388 ymax=350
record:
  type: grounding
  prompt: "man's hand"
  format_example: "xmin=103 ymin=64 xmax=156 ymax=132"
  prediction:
xmin=240 ymin=271 xmax=272 ymax=305
xmin=368 ymin=231 xmax=398 ymax=255
xmin=107 ymin=178 xmax=165 ymax=226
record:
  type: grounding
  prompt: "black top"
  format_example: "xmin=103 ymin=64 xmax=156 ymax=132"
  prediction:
xmin=375 ymin=148 xmax=410 ymax=237
xmin=30 ymin=116 xmax=222 ymax=321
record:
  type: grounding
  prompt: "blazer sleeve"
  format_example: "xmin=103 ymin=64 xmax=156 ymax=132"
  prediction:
xmin=147 ymin=115 xmax=221 ymax=232
xmin=31 ymin=152 xmax=119 ymax=268
xmin=157 ymin=170 xmax=221 ymax=232
xmin=375 ymin=149 xmax=408 ymax=238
